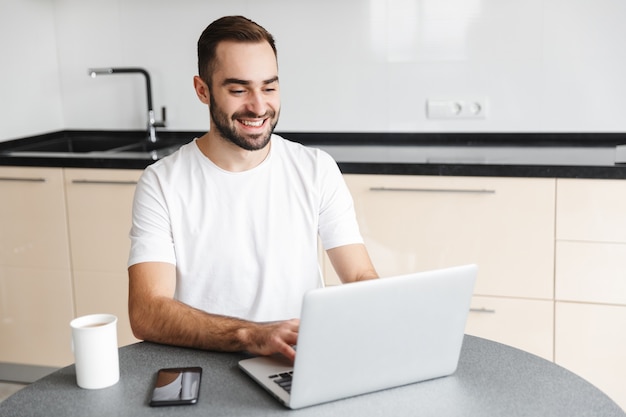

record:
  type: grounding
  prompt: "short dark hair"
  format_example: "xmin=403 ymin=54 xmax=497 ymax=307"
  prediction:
xmin=197 ymin=16 xmax=277 ymax=88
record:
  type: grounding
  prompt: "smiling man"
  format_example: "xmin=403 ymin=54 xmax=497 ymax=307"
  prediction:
xmin=127 ymin=16 xmax=378 ymax=362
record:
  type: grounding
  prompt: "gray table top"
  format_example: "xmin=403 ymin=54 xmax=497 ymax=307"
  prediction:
xmin=1 ymin=335 xmax=623 ymax=417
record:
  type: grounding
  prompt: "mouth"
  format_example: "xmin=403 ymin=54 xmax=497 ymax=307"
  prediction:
xmin=238 ymin=118 xmax=266 ymax=129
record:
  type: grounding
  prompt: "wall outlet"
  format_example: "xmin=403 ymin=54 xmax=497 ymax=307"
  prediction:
xmin=426 ymin=98 xmax=487 ymax=119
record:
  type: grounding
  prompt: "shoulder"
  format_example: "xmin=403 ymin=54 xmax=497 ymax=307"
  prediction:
xmin=140 ymin=140 xmax=199 ymax=182
xmin=271 ymin=134 xmax=336 ymax=166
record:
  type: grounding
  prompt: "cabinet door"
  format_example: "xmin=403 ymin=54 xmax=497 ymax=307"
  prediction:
xmin=466 ymin=296 xmax=554 ymax=361
xmin=340 ymin=175 xmax=555 ymax=299
xmin=0 ymin=167 xmax=74 ymax=367
xmin=0 ymin=167 xmax=70 ymax=269
xmin=555 ymin=302 xmax=626 ymax=410
xmin=557 ymin=178 xmax=626 ymax=242
xmin=555 ymin=178 xmax=626 ymax=410
xmin=556 ymin=241 xmax=626 ymax=305
xmin=555 ymin=178 xmax=626 ymax=305
xmin=64 ymin=168 xmax=142 ymax=346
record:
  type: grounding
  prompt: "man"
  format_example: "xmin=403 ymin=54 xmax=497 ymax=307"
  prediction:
xmin=128 ymin=15 xmax=378 ymax=362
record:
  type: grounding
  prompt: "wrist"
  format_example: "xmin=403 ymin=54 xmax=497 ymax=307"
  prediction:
xmin=234 ymin=321 xmax=257 ymax=352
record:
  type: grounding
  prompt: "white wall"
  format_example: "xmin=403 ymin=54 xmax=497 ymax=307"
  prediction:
xmin=0 ymin=0 xmax=64 ymax=141
xmin=2 ymin=0 xmax=626 ymax=142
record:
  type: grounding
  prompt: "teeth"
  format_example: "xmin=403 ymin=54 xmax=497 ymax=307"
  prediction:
xmin=241 ymin=119 xmax=264 ymax=127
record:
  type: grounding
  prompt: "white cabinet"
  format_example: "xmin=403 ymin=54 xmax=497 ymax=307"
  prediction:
xmin=64 ymin=168 xmax=142 ymax=347
xmin=555 ymin=178 xmax=626 ymax=410
xmin=330 ymin=174 xmax=556 ymax=360
xmin=556 ymin=241 xmax=626 ymax=305
xmin=0 ymin=167 xmax=74 ymax=367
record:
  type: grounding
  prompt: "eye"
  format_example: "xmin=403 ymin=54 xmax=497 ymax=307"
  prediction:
xmin=230 ymin=89 xmax=245 ymax=95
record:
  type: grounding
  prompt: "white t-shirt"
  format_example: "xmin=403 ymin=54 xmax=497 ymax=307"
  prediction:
xmin=128 ymin=134 xmax=363 ymax=321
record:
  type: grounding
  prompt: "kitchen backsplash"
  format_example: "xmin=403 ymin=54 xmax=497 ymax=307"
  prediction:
xmin=2 ymin=0 xmax=626 ymax=142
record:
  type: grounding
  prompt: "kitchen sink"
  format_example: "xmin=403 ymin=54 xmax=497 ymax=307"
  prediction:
xmin=107 ymin=140 xmax=182 ymax=153
xmin=5 ymin=136 xmax=134 ymax=153
xmin=0 ymin=132 xmax=190 ymax=160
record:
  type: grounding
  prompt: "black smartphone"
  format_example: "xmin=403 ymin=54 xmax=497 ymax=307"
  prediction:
xmin=149 ymin=367 xmax=202 ymax=407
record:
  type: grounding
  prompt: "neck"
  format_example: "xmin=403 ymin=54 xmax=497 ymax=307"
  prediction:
xmin=196 ymin=131 xmax=271 ymax=172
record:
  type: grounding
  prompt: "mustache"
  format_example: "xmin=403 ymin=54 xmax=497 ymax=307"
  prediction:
xmin=232 ymin=109 xmax=276 ymax=119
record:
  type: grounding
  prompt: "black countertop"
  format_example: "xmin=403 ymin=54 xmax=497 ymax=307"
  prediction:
xmin=2 ymin=130 xmax=626 ymax=179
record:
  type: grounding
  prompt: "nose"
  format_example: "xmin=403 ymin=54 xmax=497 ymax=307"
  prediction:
xmin=245 ymin=90 xmax=267 ymax=117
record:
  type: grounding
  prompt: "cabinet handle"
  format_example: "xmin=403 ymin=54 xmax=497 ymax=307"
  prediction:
xmin=470 ymin=307 xmax=496 ymax=314
xmin=369 ymin=187 xmax=495 ymax=194
xmin=0 ymin=176 xmax=46 ymax=183
xmin=71 ymin=179 xmax=138 ymax=185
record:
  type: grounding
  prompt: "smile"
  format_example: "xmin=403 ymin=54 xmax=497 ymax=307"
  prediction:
xmin=239 ymin=119 xmax=265 ymax=127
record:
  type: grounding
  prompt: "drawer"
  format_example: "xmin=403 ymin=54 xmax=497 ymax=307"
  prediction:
xmin=556 ymin=241 xmax=626 ymax=305
xmin=343 ymin=175 xmax=555 ymax=299
xmin=466 ymin=296 xmax=554 ymax=361
xmin=64 ymin=169 xmax=141 ymax=272
xmin=0 ymin=167 xmax=70 ymax=269
xmin=557 ymin=178 xmax=626 ymax=242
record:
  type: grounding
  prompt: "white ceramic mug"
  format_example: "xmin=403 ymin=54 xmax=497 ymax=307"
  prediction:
xmin=70 ymin=313 xmax=119 ymax=389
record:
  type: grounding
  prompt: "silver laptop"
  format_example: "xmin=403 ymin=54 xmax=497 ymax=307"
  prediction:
xmin=238 ymin=264 xmax=477 ymax=409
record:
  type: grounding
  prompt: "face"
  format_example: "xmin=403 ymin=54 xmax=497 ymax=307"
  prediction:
xmin=204 ymin=41 xmax=280 ymax=151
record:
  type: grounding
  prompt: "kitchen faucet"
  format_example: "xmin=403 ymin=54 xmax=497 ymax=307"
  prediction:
xmin=88 ymin=67 xmax=166 ymax=143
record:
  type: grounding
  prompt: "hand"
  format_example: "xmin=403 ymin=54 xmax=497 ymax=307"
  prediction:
xmin=245 ymin=319 xmax=300 ymax=362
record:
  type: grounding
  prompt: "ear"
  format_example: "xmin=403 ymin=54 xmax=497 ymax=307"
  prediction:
xmin=193 ymin=76 xmax=210 ymax=105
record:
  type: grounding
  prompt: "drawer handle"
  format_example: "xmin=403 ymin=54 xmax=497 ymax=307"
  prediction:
xmin=470 ymin=307 xmax=496 ymax=314
xmin=71 ymin=179 xmax=138 ymax=185
xmin=0 ymin=176 xmax=46 ymax=183
xmin=369 ymin=187 xmax=495 ymax=194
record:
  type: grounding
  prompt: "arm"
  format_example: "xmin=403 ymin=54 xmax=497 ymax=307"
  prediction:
xmin=128 ymin=262 xmax=299 ymax=361
xmin=326 ymin=243 xmax=378 ymax=283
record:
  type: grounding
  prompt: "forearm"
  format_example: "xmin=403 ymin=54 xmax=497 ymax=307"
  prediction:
xmin=129 ymin=295 xmax=254 ymax=352
xmin=130 ymin=297 xmax=298 ymax=361
xmin=128 ymin=263 xmax=299 ymax=360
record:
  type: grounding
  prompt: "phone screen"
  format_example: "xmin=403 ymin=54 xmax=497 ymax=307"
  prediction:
xmin=149 ymin=367 xmax=202 ymax=407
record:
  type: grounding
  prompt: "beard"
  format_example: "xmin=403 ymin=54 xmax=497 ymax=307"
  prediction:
xmin=209 ymin=95 xmax=279 ymax=151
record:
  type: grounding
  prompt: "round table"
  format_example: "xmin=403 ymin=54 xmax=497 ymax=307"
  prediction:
xmin=1 ymin=335 xmax=623 ymax=416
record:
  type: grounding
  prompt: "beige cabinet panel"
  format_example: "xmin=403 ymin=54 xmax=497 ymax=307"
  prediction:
xmin=64 ymin=168 xmax=142 ymax=348
xmin=0 ymin=167 xmax=74 ymax=367
xmin=64 ymin=169 xmax=141 ymax=272
xmin=0 ymin=167 xmax=70 ymax=269
xmin=555 ymin=302 xmax=626 ymax=410
xmin=466 ymin=296 xmax=554 ymax=361
xmin=556 ymin=241 xmax=626 ymax=305
xmin=0 ymin=266 xmax=74 ymax=367
xmin=73 ymin=270 xmax=138 ymax=346
xmin=343 ymin=175 xmax=555 ymax=299
xmin=557 ymin=178 xmax=626 ymax=242
xmin=555 ymin=177 xmax=626 ymax=408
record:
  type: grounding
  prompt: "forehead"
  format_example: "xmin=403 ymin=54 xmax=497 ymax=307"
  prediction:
xmin=213 ymin=41 xmax=278 ymax=83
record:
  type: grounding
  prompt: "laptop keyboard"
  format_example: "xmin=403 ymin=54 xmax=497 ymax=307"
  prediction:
xmin=269 ymin=371 xmax=293 ymax=393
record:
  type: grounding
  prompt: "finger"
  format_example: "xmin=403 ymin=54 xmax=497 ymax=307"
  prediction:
xmin=287 ymin=318 xmax=300 ymax=331
xmin=282 ymin=330 xmax=298 ymax=348
xmin=278 ymin=343 xmax=297 ymax=363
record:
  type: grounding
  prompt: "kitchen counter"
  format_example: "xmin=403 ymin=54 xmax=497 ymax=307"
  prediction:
xmin=2 ymin=130 xmax=626 ymax=179
xmin=323 ymin=144 xmax=626 ymax=179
